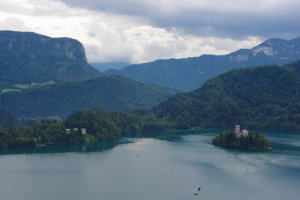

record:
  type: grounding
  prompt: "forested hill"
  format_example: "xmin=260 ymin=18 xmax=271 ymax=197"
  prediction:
xmin=106 ymin=37 xmax=300 ymax=91
xmin=2 ymin=62 xmax=300 ymax=149
xmin=0 ymin=75 xmax=178 ymax=119
xmin=0 ymin=31 xmax=99 ymax=90
xmin=152 ymin=60 xmax=300 ymax=131
xmin=286 ymin=60 xmax=300 ymax=74
xmin=0 ymin=108 xmax=20 ymax=128
xmin=89 ymin=62 xmax=130 ymax=72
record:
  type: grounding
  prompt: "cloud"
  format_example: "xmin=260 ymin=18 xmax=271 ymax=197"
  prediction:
xmin=0 ymin=0 xmax=33 ymax=15
xmin=0 ymin=0 xmax=297 ymax=63
xmin=55 ymin=0 xmax=300 ymax=39
xmin=0 ymin=17 xmax=30 ymax=31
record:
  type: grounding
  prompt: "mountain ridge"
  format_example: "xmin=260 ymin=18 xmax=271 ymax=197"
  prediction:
xmin=0 ymin=30 xmax=99 ymax=90
xmin=106 ymin=37 xmax=300 ymax=91
xmin=0 ymin=30 xmax=87 ymax=62
xmin=90 ymin=62 xmax=130 ymax=72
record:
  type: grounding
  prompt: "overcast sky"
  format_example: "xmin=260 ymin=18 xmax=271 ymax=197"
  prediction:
xmin=0 ymin=0 xmax=299 ymax=63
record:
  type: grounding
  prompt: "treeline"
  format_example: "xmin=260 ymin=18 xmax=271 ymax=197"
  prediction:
xmin=65 ymin=109 xmax=172 ymax=138
xmin=211 ymin=130 xmax=272 ymax=149
xmin=0 ymin=120 xmax=85 ymax=148
xmin=0 ymin=108 xmax=170 ymax=148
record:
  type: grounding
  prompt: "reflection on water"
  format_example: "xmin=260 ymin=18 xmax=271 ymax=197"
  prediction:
xmin=0 ymin=129 xmax=217 ymax=155
xmin=0 ymin=129 xmax=299 ymax=200
xmin=0 ymin=139 xmax=130 ymax=155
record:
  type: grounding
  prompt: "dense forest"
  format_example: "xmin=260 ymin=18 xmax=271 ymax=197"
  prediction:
xmin=0 ymin=75 xmax=178 ymax=118
xmin=1 ymin=61 xmax=300 ymax=148
xmin=0 ymin=108 xmax=169 ymax=148
xmin=153 ymin=61 xmax=300 ymax=131
xmin=0 ymin=108 xmax=20 ymax=128
xmin=211 ymin=130 xmax=272 ymax=149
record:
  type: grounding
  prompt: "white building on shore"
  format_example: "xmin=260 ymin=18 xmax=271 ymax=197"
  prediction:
xmin=65 ymin=128 xmax=87 ymax=135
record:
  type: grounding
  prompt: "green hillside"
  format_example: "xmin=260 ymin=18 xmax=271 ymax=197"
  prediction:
xmin=0 ymin=75 xmax=178 ymax=118
xmin=152 ymin=61 xmax=300 ymax=131
xmin=0 ymin=108 xmax=20 ymax=128
xmin=2 ymin=61 xmax=300 ymax=149
xmin=0 ymin=31 xmax=99 ymax=91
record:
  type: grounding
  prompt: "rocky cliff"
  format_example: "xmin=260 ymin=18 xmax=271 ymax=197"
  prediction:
xmin=0 ymin=31 xmax=99 ymax=90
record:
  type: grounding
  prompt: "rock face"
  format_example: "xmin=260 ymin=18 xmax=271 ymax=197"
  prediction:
xmin=0 ymin=31 xmax=99 ymax=90
xmin=0 ymin=31 xmax=87 ymax=62
xmin=106 ymin=37 xmax=300 ymax=91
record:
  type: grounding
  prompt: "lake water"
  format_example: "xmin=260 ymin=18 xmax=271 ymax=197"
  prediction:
xmin=0 ymin=129 xmax=299 ymax=200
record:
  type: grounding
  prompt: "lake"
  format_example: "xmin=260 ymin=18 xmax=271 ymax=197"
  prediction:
xmin=0 ymin=129 xmax=299 ymax=200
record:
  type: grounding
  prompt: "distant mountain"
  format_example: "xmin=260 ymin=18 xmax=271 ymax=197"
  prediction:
xmin=152 ymin=60 xmax=300 ymax=131
xmin=0 ymin=75 xmax=179 ymax=118
xmin=0 ymin=31 xmax=99 ymax=90
xmin=106 ymin=37 xmax=300 ymax=91
xmin=89 ymin=62 xmax=130 ymax=72
xmin=0 ymin=108 xmax=20 ymax=128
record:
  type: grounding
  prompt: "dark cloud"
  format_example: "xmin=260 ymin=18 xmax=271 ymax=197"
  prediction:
xmin=54 ymin=0 xmax=300 ymax=39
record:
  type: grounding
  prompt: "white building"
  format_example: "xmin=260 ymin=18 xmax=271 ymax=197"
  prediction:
xmin=65 ymin=128 xmax=87 ymax=135
xmin=234 ymin=125 xmax=248 ymax=137
xmin=81 ymin=128 xmax=87 ymax=135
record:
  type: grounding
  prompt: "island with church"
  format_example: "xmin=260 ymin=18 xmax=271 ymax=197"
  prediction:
xmin=211 ymin=125 xmax=272 ymax=150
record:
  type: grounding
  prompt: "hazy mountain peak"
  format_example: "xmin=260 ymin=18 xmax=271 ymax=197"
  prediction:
xmin=259 ymin=38 xmax=288 ymax=46
xmin=252 ymin=46 xmax=274 ymax=56
xmin=89 ymin=61 xmax=130 ymax=72
xmin=229 ymin=54 xmax=249 ymax=62
xmin=106 ymin=36 xmax=300 ymax=91
xmin=290 ymin=37 xmax=300 ymax=43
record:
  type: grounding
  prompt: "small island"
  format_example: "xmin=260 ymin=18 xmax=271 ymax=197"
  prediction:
xmin=211 ymin=125 xmax=272 ymax=150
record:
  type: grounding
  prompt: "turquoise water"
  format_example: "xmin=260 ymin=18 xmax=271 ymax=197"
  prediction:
xmin=0 ymin=130 xmax=299 ymax=200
